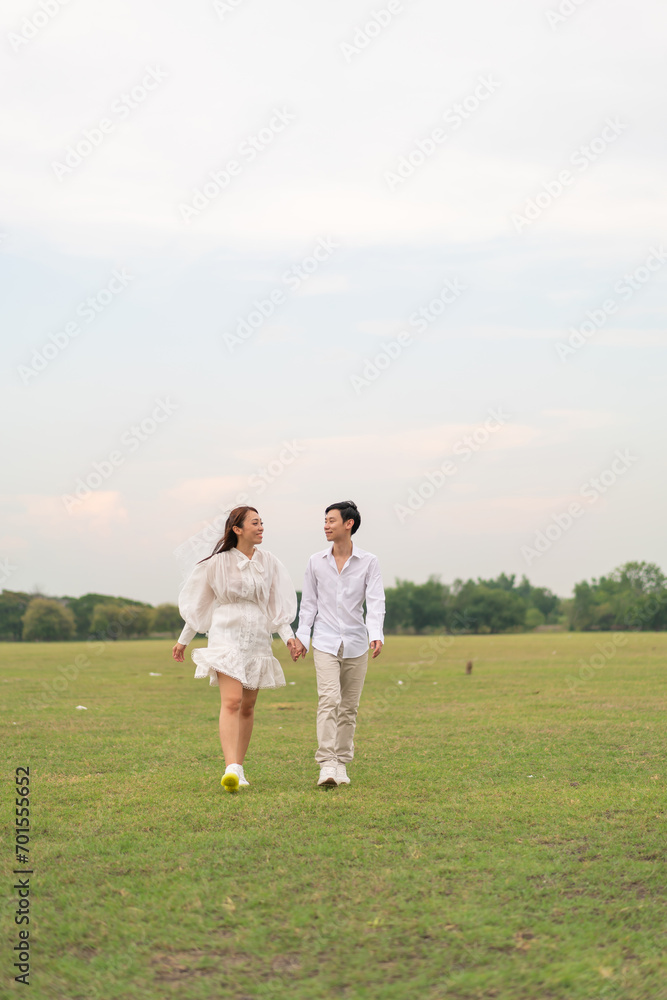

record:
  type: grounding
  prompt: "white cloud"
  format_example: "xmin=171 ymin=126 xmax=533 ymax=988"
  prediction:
xmin=258 ymin=323 xmax=302 ymax=344
xmin=299 ymin=422 xmax=541 ymax=472
xmin=0 ymin=492 xmax=128 ymax=537
xmin=294 ymin=274 xmax=350 ymax=297
xmin=541 ymin=409 xmax=616 ymax=430
xmin=3 ymin=0 xmax=666 ymax=602
xmin=166 ymin=476 xmax=248 ymax=506
xmin=592 ymin=328 xmax=667 ymax=348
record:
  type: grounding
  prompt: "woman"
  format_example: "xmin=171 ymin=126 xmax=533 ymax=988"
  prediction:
xmin=172 ymin=506 xmax=298 ymax=792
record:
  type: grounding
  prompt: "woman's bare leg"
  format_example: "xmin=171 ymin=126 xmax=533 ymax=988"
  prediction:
xmin=237 ymin=688 xmax=259 ymax=764
xmin=217 ymin=673 xmax=243 ymax=766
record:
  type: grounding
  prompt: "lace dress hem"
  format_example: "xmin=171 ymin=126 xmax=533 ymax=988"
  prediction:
xmin=192 ymin=644 xmax=286 ymax=690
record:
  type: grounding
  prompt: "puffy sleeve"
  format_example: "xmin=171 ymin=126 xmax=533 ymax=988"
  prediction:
xmin=265 ymin=553 xmax=298 ymax=644
xmin=177 ymin=558 xmax=217 ymax=644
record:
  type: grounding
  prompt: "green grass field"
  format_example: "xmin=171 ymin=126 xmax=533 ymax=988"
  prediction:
xmin=2 ymin=633 xmax=666 ymax=1000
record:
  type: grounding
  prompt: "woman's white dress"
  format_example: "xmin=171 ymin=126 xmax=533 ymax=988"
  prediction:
xmin=177 ymin=547 xmax=297 ymax=689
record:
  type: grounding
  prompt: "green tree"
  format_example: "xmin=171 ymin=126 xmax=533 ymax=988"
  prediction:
xmin=130 ymin=606 xmax=153 ymax=637
xmin=64 ymin=593 xmax=151 ymax=639
xmin=0 ymin=590 xmax=31 ymax=641
xmin=290 ymin=591 xmax=301 ymax=634
xmin=22 ymin=598 xmax=76 ymax=641
xmin=412 ymin=576 xmax=449 ymax=632
xmin=152 ymin=603 xmax=184 ymax=637
xmin=384 ymin=580 xmax=417 ymax=633
xmin=516 ymin=575 xmax=560 ymax=620
xmin=525 ymin=607 xmax=545 ymax=630
xmin=384 ymin=577 xmax=450 ymax=633
xmin=90 ymin=601 xmax=153 ymax=640
xmin=570 ymin=580 xmax=596 ymax=630
xmin=479 ymin=572 xmax=516 ymax=592
xmin=570 ymin=561 xmax=667 ymax=631
xmin=452 ymin=582 xmax=525 ymax=634
xmin=625 ymin=591 xmax=667 ymax=631
xmin=63 ymin=593 xmax=117 ymax=639
xmin=611 ymin=560 xmax=666 ymax=594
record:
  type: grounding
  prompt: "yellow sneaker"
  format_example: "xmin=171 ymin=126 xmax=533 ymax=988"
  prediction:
xmin=221 ymin=768 xmax=240 ymax=793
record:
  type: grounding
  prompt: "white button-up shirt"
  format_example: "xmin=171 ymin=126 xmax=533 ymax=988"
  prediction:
xmin=296 ymin=543 xmax=385 ymax=657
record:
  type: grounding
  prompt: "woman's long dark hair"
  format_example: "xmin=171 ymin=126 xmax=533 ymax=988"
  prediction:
xmin=198 ymin=506 xmax=259 ymax=563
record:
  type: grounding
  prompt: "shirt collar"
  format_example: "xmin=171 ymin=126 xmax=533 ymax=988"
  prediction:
xmin=323 ymin=543 xmax=361 ymax=560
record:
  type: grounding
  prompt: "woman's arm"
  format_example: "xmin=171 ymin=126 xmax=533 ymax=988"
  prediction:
xmin=266 ymin=554 xmax=298 ymax=644
xmin=172 ymin=621 xmax=197 ymax=661
xmin=177 ymin=560 xmax=217 ymax=643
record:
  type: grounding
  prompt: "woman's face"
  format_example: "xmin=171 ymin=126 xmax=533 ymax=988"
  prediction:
xmin=236 ymin=510 xmax=264 ymax=546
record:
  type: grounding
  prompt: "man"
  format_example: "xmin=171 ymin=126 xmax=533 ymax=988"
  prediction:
xmin=294 ymin=501 xmax=385 ymax=787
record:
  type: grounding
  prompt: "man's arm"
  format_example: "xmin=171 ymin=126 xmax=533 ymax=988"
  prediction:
xmin=295 ymin=558 xmax=318 ymax=654
xmin=365 ymin=557 xmax=385 ymax=658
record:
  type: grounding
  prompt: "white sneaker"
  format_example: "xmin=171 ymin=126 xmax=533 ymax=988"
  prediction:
xmin=336 ymin=763 xmax=350 ymax=785
xmin=221 ymin=764 xmax=240 ymax=793
xmin=237 ymin=765 xmax=250 ymax=787
xmin=317 ymin=764 xmax=338 ymax=787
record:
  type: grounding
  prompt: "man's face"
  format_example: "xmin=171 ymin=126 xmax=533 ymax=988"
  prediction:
xmin=324 ymin=509 xmax=353 ymax=543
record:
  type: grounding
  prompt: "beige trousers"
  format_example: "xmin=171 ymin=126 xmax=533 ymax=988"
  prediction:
xmin=313 ymin=643 xmax=368 ymax=765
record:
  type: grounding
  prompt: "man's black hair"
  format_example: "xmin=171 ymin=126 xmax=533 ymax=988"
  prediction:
xmin=325 ymin=500 xmax=361 ymax=535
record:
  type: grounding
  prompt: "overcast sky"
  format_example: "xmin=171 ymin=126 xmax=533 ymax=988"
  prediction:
xmin=2 ymin=0 xmax=666 ymax=605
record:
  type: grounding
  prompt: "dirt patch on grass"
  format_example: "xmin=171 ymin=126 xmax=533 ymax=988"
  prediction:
xmin=46 ymin=774 xmax=95 ymax=785
xmin=622 ymin=881 xmax=650 ymax=899
xmin=68 ymin=946 xmax=98 ymax=960
xmin=270 ymin=953 xmax=301 ymax=973
xmin=559 ymin=885 xmax=600 ymax=899
xmin=151 ymin=949 xmax=247 ymax=982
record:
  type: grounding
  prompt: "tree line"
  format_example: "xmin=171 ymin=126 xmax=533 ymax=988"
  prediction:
xmin=1 ymin=561 xmax=665 ymax=641
xmin=384 ymin=561 xmax=667 ymax=634
xmin=0 ymin=591 xmax=183 ymax=642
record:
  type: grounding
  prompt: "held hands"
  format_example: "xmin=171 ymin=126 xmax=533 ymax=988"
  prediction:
xmin=287 ymin=638 xmax=307 ymax=661
xmin=172 ymin=643 xmax=186 ymax=662
xmin=287 ymin=638 xmax=379 ymax=660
